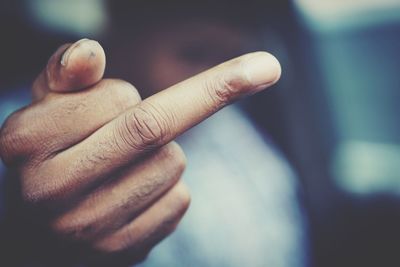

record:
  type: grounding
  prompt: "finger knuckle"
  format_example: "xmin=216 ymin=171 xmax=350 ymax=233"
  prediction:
xmin=20 ymin=185 xmax=46 ymax=206
xmin=102 ymin=79 xmax=142 ymax=112
xmin=173 ymin=184 xmax=191 ymax=214
xmin=20 ymin=177 xmax=64 ymax=207
xmin=93 ymin=237 xmax=151 ymax=266
xmin=21 ymin=186 xmax=63 ymax=207
xmin=94 ymin=238 xmax=126 ymax=255
xmin=19 ymin=164 xmax=74 ymax=207
xmin=93 ymin=229 xmax=141 ymax=255
xmin=120 ymin=103 xmax=170 ymax=151
xmin=52 ymin=94 xmax=91 ymax=117
xmin=0 ymin=111 xmax=29 ymax=165
xmin=204 ymin=68 xmax=250 ymax=108
xmin=0 ymin=124 xmax=12 ymax=164
xmin=163 ymin=143 xmax=187 ymax=175
xmin=51 ymin=215 xmax=97 ymax=241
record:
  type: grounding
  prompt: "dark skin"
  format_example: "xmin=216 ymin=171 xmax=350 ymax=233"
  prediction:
xmin=0 ymin=37 xmax=280 ymax=266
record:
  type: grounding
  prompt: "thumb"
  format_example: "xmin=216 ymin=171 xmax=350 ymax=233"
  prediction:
xmin=32 ymin=38 xmax=106 ymax=100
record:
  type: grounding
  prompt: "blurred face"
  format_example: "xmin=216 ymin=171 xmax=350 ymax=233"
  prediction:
xmin=108 ymin=19 xmax=257 ymax=97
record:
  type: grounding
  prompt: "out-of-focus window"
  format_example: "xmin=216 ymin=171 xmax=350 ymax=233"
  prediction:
xmin=294 ymin=0 xmax=400 ymax=195
xmin=24 ymin=0 xmax=107 ymax=37
xmin=295 ymin=0 xmax=400 ymax=31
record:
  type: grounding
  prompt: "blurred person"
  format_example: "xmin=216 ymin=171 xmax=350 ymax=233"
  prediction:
xmin=0 ymin=1 xmax=308 ymax=266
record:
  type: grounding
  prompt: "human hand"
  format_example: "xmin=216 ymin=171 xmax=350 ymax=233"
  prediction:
xmin=0 ymin=39 xmax=281 ymax=266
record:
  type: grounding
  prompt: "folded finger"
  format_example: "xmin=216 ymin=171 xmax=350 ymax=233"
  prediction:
xmin=50 ymin=142 xmax=185 ymax=238
xmin=90 ymin=181 xmax=190 ymax=266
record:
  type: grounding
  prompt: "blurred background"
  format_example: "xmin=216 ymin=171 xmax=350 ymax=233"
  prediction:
xmin=1 ymin=0 xmax=400 ymax=266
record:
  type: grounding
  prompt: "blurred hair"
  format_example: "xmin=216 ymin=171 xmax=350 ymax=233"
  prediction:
xmin=107 ymin=0 xmax=288 ymax=33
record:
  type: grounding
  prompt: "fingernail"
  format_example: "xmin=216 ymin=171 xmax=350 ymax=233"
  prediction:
xmin=243 ymin=52 xmax=282 ymax=91
xmin=60 ymin=38 xmax=90 ymax=67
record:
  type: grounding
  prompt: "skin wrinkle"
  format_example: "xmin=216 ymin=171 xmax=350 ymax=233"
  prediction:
xmin=216 ymin=58 xmax=253 ymax=103
xmin=203 ymin=74 xmax=231 ymax=114
xmin=112 ymin=120 xmax=134 ymax=160
xmin=131 ymin=104 xmax=167 ymax=147
xmin=140 ymin=101 xmax=175 ymax=144
xmin=159 ymin=94 xmax=180 ymax=134
xmin=120 ymin=112 xmax=149 ymax=153
xmin=201 ymin=60 xmax=250 ymax=115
